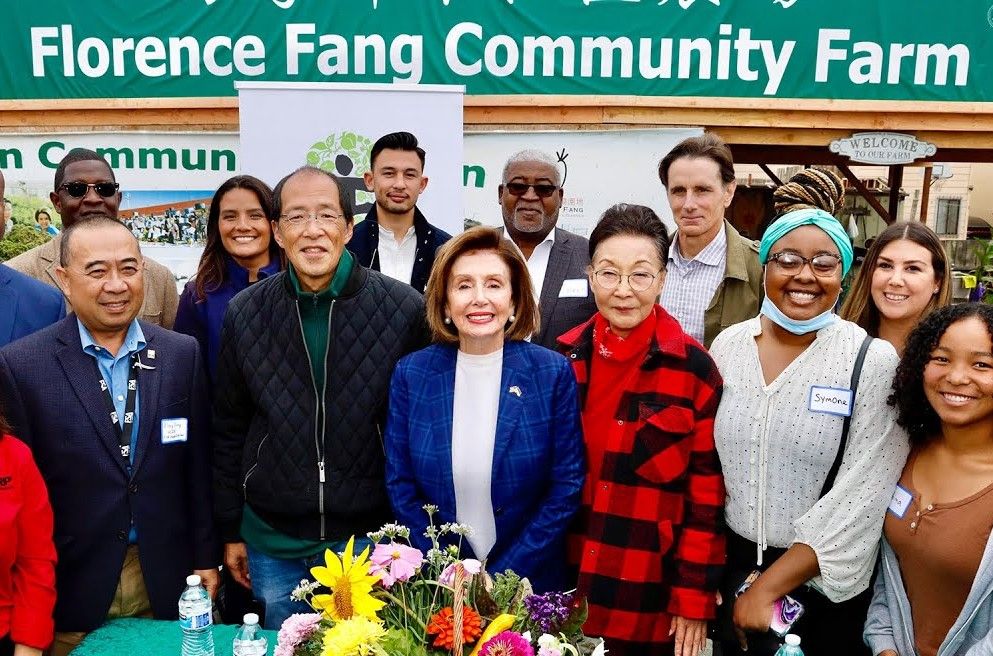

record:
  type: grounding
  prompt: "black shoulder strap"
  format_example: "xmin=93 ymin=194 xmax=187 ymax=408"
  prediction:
xmin=819 ymin=334 xmax=874 ymax=498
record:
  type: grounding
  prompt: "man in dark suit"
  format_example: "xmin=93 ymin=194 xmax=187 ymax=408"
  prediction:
xmin=498 ymin=150 xmax=596 ymax=350
xmin=0 ymin=169 xmax=66 ymax=348
xmin=0 ymin=216 xmax=217 ymax=656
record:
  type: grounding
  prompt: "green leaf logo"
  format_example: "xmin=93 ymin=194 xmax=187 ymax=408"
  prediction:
xmin=306 ymin=131 xmax=373 ymax=176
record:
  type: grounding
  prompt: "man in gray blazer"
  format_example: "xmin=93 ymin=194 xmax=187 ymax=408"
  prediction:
xmin=498 ymin=150 xmax=596 ymax=350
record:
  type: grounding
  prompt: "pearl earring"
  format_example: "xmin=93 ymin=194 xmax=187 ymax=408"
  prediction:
xmin=508 ymin=314 xmax=516 ymax=323
xmin=444 ymin=317 xmax=451 ymax=325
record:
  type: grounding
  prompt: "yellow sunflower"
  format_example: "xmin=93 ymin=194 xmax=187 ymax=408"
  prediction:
xmin=310 ymin=536 xmax=386 ymax=621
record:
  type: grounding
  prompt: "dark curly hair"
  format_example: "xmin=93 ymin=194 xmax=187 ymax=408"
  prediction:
xmin=889 ymin=303 xmax=993 ymax=445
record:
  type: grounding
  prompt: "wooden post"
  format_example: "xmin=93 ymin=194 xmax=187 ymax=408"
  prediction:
xmin=920 ymin=166 xmax=933 ymax=223
xmin=837 ymin=163 xmax=893 ymax=224
xmin=759 ymin=164 xmax=783 ymax=187
xmin=888 ymin=165 xmax=904 ymax=220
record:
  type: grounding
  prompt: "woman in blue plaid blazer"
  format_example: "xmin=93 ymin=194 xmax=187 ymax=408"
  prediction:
xmin=384 ymin=227 xmax=585 ymax=592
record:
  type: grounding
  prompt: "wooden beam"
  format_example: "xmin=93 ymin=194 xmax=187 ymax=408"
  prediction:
xmin=888 ymin=165 xmax=905 ymax=219
xmin=758 ymin=164 xmax=784 ymax=187
xmin=920 ymin=166 xmax=933 ymax=223
xmin=837 ymin=163 xmax=893 ymax=224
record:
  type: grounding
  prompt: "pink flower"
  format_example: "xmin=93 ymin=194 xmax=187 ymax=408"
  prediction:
xmin=439 ymin=559 xmax=482 ymax=586
xmin=479 ymin=630 xmax=536 ymax=656
xmin=369 ymin=542 xmax=423 ymax=588
xmin=274 ymin=613 xmax=321 ymax=656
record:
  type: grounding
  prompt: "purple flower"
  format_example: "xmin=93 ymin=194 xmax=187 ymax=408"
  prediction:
xmin=274 ymin=613 xmax=321 ymax=656
xmin=479 ymin=630 xmax=535 ymax=656
xmin=524 ymin=591 xmax=574 ymax=635
xmin=369 ymin=542 xmax=423 ymax=588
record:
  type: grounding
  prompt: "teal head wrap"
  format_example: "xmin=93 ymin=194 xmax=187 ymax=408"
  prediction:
xmin=758 ymin=208 xmax=853 ymax=276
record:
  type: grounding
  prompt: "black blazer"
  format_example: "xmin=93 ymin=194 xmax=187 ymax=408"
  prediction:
xmin=347 ymin=206 xmax=452 ymax=293
xmin=0 ymin=317 xmax=217 ymax=632
xmin=534 ymin=228 xmax=598 ymax=350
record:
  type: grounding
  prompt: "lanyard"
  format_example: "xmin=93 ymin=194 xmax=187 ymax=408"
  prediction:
xmin=93 ymin=353 xmax=140 ymax=465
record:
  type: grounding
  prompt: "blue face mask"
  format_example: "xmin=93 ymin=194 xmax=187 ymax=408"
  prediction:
xmin=760 ymin=295 xmax=838 ymax=335
xmin=760 ymin=270 xmax=840 ymax=335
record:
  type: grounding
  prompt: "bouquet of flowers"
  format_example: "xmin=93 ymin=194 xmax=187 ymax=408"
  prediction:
xmin=275 ymin=505 xmax=606 ymax=656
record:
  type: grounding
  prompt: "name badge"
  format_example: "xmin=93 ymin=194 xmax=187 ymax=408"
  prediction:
xmin=808 ymin=386 xmax=854 ymax=417
xmin=161 ymin=418 xmax=188 ymax=444
xmin=888 ymin=484 xmax=913 ymax=519
xmin=559 ymin=278 xmax=588 ymax=298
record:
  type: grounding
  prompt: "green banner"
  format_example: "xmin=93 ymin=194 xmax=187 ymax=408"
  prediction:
xmin=2 ymin=0 xmax=991 ymax=102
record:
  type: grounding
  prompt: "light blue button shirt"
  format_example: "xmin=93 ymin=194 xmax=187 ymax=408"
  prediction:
xmin=78 ymin=318 xmax=146 ymax=543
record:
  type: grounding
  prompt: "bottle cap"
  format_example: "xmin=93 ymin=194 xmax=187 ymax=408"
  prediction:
xmin=243 ymin=613 xmax=259 ymax=625
xmin=186 ymin=574 xmax=201 ymax=586
xmin=785 ymin=634 xmax=801 ymax=646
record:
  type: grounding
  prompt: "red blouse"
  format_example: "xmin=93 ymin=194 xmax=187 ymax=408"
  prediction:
xmin=0 ymin=434 xmax=56 ymax=649
xmin=560 ymin=306 xmax=726 ymax=653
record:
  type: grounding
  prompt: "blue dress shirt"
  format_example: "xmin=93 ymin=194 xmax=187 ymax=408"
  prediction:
xmin=78 ymin=318 xmax=146 ymax=542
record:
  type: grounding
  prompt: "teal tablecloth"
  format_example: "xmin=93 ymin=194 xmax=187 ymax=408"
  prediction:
xmin=74 ymin=618 xmax=278 ymax=656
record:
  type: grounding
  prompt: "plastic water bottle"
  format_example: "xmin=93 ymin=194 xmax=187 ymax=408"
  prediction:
xmin=178 ymin=574 xmax=215 ymax=656
xmin=774 ymin=634 xmax=805 ymax=656
xmin=233 ymin=613 xmax=268 ymax=656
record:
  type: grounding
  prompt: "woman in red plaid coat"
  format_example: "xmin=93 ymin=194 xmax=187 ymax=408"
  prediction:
xmin=559 ymin=204 xmax=726 ymax=656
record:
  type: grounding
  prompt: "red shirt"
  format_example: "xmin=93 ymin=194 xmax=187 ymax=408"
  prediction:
xmin=0 ymin=434 xmax=56 ymax=649
xmin=559 ymin=307 xmax=726 ymax=653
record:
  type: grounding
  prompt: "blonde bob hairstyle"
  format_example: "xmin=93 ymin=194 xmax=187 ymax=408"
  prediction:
xmin=840 ymin=221 xmax=951 ymax=335
xmin=425 ymin=226 xmax=540 ymax=344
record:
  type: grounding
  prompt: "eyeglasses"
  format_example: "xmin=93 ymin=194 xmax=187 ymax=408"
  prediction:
xmin=768 ymin=251 xmax=842 ymax=277
xmin=279 ymin=210 xmax=345 ymax=228
xmin=59 ymin=182 xmax=120 ymax=198
xmin=503 ymin=182 xmax=559 ymax=198
xmin=592 ymin=269 xmax=662 ymax=292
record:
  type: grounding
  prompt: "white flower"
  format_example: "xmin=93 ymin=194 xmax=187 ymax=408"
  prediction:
xmin=289 ymin=579 xmax=319 ymax=602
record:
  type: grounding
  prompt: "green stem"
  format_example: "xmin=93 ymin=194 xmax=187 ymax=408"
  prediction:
xmin=377 ymin=589 xmax=427 ymax=633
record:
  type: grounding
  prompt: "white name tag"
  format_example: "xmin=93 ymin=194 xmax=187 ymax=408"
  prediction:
xmin=888 ymin=484 xmax=913 ymax=519
xmin=161 ymin=418 xmax=188 ymax=444
xmin=808 ymin=386 xmax=854 ymax=417
xmin=559 ymin=278 xmax=588 ymax=298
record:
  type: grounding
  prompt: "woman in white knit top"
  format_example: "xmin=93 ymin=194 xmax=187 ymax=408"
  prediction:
xmin=710 ymin=208 xmax=908 ymax=656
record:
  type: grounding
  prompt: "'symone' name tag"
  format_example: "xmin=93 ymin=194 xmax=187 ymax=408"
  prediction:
xmin=808 ymin=386 xmax=854 ymax=417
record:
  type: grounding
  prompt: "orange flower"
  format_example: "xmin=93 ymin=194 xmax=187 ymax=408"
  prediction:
xmin=425 ymin=606 xmax=483 ymax=650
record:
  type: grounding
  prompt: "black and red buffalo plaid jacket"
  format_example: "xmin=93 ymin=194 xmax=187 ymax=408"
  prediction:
xmin=558 ymin=308 xmax=726 ymax=652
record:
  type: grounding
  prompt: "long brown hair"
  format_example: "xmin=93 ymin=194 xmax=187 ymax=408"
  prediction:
xmin=194 ymin=175 xmax=282 ymax=301
xmin=840 ymin=222 xmax=951 ymax=335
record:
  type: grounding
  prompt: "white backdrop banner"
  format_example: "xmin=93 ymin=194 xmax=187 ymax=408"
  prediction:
xmin=0 ymin=131 xmax=239 ymax=195
xmin=2 ymin=126 xmax=701 ymax=279
xmin=462 ymin=128 xmax=702 ymax=236
xmin=237 ymin=81 xmax=465 ymax=236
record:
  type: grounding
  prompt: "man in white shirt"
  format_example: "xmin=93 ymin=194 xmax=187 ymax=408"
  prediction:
xmin=658 ymin=134 xmax=762 ymax=347
xmin=348 ymin=131 xmax=452 ymax=292
xmin=498 ymin=149 xmax=596 ymax=349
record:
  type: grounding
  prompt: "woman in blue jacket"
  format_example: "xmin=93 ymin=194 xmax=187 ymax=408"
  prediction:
xmin=865 ymin=303 xmax=993 ymax=656
xmin=174 ymin=175 xmax=283 ymax=382
xmin=384 ymin=226 xmax=585 ymax=592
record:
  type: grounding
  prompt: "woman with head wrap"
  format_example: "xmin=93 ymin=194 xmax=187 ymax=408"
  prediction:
xmin=710 ymin=208 xmax=910 ymax=656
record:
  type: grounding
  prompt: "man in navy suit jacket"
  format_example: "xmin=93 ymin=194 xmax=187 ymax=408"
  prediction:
xmin=0 ymin=263 xmax=66 ymax=348
xmin=1 ymin=168 xmax=66 ymax=348
xmin=0 ymin=216 xmax=217 ymax=655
